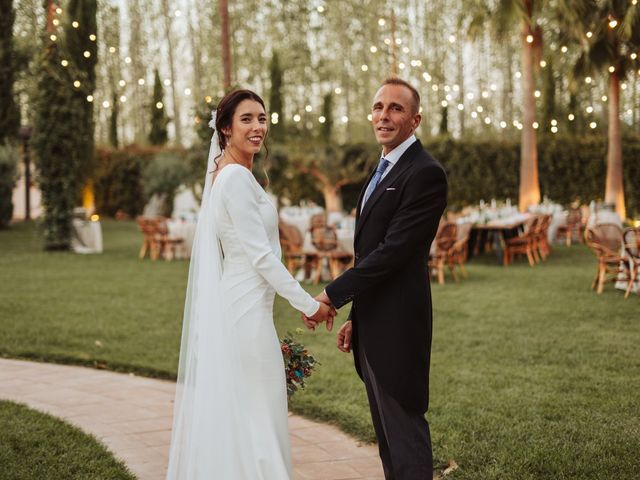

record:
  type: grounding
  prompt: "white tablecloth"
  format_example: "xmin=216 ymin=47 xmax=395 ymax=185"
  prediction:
xmin=71 ymin=220 xmax=103 ymax=254
xmin=167 ymin=219 xmax=197 ymax=258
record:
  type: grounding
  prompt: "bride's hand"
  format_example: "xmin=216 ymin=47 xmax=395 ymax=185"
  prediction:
xmin=302 ymin=302 xmax=336 ymax=331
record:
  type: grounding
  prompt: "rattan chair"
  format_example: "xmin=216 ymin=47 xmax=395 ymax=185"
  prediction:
xmin=556 ymin=208 xmax=584 ymax=246
xmin=585 ymin=223 xmax=624 ymax=294
xmin=278 ymin=221 xmax=317 ymax=280
xmin=503 ymin=216 xmax=539 ymax=266
xmin=310 ymin=224 xmax=353 ymax=284
xmin=428 ymin=222 xmax=457 ymax=284
xmin=622 ymin=227 xmax=640 ymax=298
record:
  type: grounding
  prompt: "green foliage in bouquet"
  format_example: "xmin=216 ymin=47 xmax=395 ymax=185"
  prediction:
xmin=280 ymin=329 xmax=318 ymax=398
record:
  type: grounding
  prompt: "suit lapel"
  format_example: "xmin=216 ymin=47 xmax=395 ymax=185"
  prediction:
xmin=355 ymin=140 xmax=422 ymax=243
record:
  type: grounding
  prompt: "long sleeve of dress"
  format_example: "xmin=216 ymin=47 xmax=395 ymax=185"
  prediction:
xmin=220 ymin=166 xmax=320 ymax=317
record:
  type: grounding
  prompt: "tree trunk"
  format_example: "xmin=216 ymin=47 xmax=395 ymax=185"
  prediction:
xmin=160 ymin=0 xmax=182 ymax=145
xmin=219 ymin=0 xmax=232 ymax=90
xmin=605 ymin=72 xmax=626 ymax=219
xmin=322 ymin=185 xmax=343 ymax=213
xmin=518 ymin=18 xmax=540 ymax=212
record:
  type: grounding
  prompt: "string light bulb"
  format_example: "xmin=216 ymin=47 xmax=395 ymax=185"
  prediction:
xmin=72 ymin=21 xmax=79 ymax=28
xmin=526 ymin=35 xmax=534 ymax=43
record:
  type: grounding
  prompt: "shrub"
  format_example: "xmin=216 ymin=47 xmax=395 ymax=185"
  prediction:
xmin=142 ymin=152 xmax=192 ymax=216
xmin=0 ymin=142 xmax=19 ymax=228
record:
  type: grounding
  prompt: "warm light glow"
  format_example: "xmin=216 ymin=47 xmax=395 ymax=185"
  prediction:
xmin=484 ymin=117 xmax=491 ymax=125
xmin=568 ymin=114 xmax=575 ymax=121
xmin=609 ymin=66 xmax=615 ymax=73
xmin=621 ymin=83 xmax=628 ymax=90
xmin=61 ymin=59 xmax=69 ymax=67
xmin=109 ymin=46 xmax=116 ymax=53
xmin=471 ymin=112 xmax=478 ymax=119
xmin=370 ymin=46 xmax=377 ymax=53
xmin=125 ymin=57 xmax=131 ymax=64
xmin=319 ymin=116 xmax=326 ymax=123
xmin=448 ymin=35 xmax=456 ymax=43
xmin=184 ymin=88 xmax=191 ymax=95
xmin=293 ymin=114 xmax=301 ymax=122
xmin=586 ymin=31 xmax=593 ymax=38
xmin=317 ymin=6 xmax=325 ymax=13
xmin=551 ymin=119 xmax=558 ymax=126
xmin=305 ymin=105 xmax=312 ymax=112
xmin=526 ymin=35 xmax=534 ymax=43
xmin=163 ymin=79 xmax=171 ymax=86
xmin=91 ymin=214 xmax=99 ymax=222
xmin=398 ymin=62 xmax=405 ymax=70
xmin=590 ymin=122 xmax=597 ymax=129
xmin=632 ymin=53 xmax=638 ymax=60
xmin=361 ymin=64 xmax=368 ymax=71
xmin=156 ymin=102 xmax=163 ymax=109
xmin=441 ymin=100 xmax=448 ymax=107
xmin=50 ymin=34 xmax=57 ymax=41
xmin=120 ymin=95 xmax=127 ymax=103
xmin=56 ymin=7 xmax=62 ymax=14
xmin=515 ymin=71 xmax=522 ymax=78
xmin=174 ymin=9 xmax=181 ymax=16
xmin=334 ymin=87 xmax=342 ymax=95
xmin=53 ymin=19 xmax=59 ymax=26
xmin=72 ymin=21 xmax=79 ymax=28
xmin=561 ymin=46 xmax=568 ymax=53
xmin=378 ymin=18 xmax=386 ymax=26
xmin=366 ymin=114 xmax=372 ymax=122
xmin=395 ymin=38 xmax=402 ymax=45
xmin=384 ymin=38 xmax=391 ymax=45
xmin=609 ymin=19 xmax=618 ymax=29
xmin=341 ymin=116 xmax=348 ymax=123
xmin=423 ymin=73 xmax=431 ymax=82
xmin=119 ymin=80 xmax=126 ymax=87
xmin=89 ymin=34 xmax=96 ymax=41
xmin=500 ymin=121 xmax=507 ymax=128
xmin=432 ymin=85 xmax=438 ymax=91
xmin=457 ymin=104 xmax=464 ymax=111
xmin=73 ymin=80 xmax=81 ymax=88
xmin=533 ymin=122 xmax=539 ymax=129
xmin=534 ymin=90 xmax=541 ymax=98
xmin=586 ymin=106 xmax=594 ymax=113
xmin=138 ymin=78 xmax=145 ymax=85
xmin=102 ymin=101 xmax=110 ymax=108
xmin=585 ymin=77 xmax=592 ymax=84
xmin=83 ymin=51 xmax=91 ymax=58
xmin=540 ymin=60 xmax=547 ymax=68
xmin=477 ymin=106 xmax=484 ymax=113
xmin=86 ymin=95 xmax=93 ymax=102
xmin=551 ymin=126 xmax=558 ymax=134
xmin=602 ymin=95 xmax=608 ymax=102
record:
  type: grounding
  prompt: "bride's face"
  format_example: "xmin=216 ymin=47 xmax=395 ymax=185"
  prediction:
xmin=225 ymin=99 xmax=268 ymax=155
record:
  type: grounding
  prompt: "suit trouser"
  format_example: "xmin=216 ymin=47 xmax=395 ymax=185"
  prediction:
xmin=359 ymin=344 xmax=433 ymax=480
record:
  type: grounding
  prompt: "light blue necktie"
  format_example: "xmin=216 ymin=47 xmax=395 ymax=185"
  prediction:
xmin=362 ymin=158 xmax=390 ymax=207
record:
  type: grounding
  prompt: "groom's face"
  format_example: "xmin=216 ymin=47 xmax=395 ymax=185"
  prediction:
xmin=371 ymin=84 xmax=421 ymax=155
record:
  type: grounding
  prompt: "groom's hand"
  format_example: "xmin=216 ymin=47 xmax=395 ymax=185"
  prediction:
xmin=314 ymin=291 xmax=336 ymax=331
xmin=336 ymin=320 xmax=352 ymax=352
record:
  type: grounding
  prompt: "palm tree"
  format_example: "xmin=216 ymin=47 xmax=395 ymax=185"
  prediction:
xmin=219 ymin=0 xmax=232 ymax=90
xmin=571 ymin=1 xmax=640 ymax=220
xmin=472 ymin=1 xmax=587 ymax=211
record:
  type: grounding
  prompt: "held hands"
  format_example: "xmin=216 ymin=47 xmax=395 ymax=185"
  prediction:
xmin=301 ymin=291 xmax=336 ymax=331
xmin=336 ymin=320 xmax=352 ymax=353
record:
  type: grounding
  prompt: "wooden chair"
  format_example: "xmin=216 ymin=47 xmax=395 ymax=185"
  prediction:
xmin=428 ymin=222 xmax=457 ymax=284
xmin=137 ymin=217 xmax=166 ymax=260
xmin=155 ymin=219 xmax=187 ymax=261
xmin=534 ymin=214 xmax=552 ymax=261
xmin=622 ymin=227 xmax=640 ymax=298
xmin=446 ymin=222 xmax=472 ymax=281
xmin=556 ymin=208 xmax=584 ymax=246
xmin=503 ymin=216 xmax=539 ymax=266
xmin=310 ymin=225 xmax=353 ymax=283
xmin=278 ymin=221 xmax=317 ymax=280
xmin=585 ymin=223 xmax=624 ymax=294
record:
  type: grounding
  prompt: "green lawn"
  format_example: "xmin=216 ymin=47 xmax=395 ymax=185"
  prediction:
xmin=1 ymin=220 xmax=639 ymax=479
xmin=0 ymin=400 xmax=134 ymax=480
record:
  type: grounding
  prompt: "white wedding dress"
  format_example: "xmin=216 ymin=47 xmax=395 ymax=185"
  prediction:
xmin=166 ymin=163 xmax=319 ymax=479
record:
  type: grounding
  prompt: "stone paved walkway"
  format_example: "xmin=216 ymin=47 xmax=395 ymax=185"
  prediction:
xmin=0 ymin=358 xmax=384 ymax=480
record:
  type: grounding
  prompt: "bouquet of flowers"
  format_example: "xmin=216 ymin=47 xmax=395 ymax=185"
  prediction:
xmin=280 ymin=328 xmax=318 ymax=398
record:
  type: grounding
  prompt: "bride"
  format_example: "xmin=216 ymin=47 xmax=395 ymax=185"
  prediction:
xmin=166 ymin=89 xmax=335 ymax=479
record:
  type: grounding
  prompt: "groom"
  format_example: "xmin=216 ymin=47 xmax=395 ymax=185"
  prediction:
xmin=314 ymin=78 xmax=447 ymax=479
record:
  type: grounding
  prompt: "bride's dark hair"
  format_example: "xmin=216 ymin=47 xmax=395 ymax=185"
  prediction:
xmin=211 ymin=89 xmax=270 ymax=185
xmin=215 ymin=89 xmax=267 ymax=151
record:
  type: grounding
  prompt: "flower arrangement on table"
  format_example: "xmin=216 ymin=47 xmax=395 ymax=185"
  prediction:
xmin=280 ymin=328 xmax=318 ymax=398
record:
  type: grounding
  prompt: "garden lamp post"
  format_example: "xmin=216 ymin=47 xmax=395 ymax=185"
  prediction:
xmin=18 ymin=125 xmax=33 ymax=221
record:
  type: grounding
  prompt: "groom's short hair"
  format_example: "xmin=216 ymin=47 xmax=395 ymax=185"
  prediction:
xmin=382 ymin=77 xmax=420 ymax=115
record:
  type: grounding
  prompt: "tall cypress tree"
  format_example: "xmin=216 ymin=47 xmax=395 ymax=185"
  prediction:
xmin=149 ymin=69 xmax=168 ymax=145
xmin=0 ymin=0 xmax=20 ymax=142
xmin=65 ymin=0 xmax=97 ymax=182
xmin=109 ymin=91 xmax=119 ymax=148
xmin=321 ymin=92 xmax=333 ymax=142
xmin=32 ymin=1 xmax=78 ymax=249
xmin=269 ymin=51 xmax=285 ymax=142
